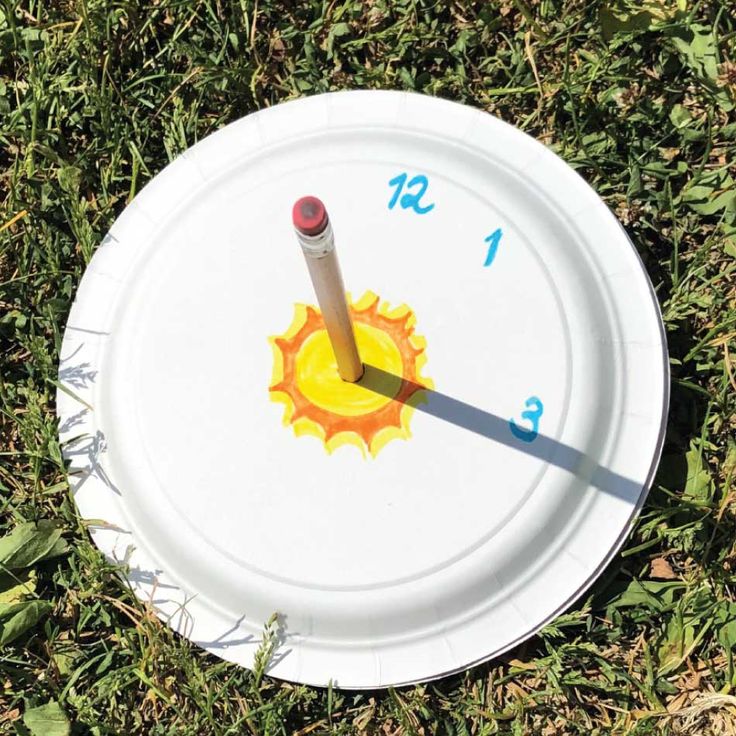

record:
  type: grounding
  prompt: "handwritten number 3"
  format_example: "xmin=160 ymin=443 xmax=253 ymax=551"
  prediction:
xmin=388 ymin=173 xmax=435 ymax=214
xmin=509 ymin=396 xmax=543 ymax=443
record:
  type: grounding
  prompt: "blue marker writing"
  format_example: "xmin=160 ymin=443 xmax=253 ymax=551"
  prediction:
xmin=510 ymin=396 xmax=544 ymax=442
xmin=388 ymin=173 xmax=435 ymax=214
xmin=483 ymin=228 xmax=502 ymax=267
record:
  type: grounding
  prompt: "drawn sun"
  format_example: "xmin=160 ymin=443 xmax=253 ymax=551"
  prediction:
xmin=269 ymin=291 xmax=433 ymax=457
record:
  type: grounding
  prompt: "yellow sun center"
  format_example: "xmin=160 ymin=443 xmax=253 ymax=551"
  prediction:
xmin=295 ymin=324 xmax=403 ymax=416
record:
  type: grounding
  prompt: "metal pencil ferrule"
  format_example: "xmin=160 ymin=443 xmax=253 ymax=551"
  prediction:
xmin=295 ymin=220 xmax=334 ymax=259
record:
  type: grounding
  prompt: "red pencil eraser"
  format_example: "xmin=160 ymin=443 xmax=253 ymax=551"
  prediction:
xmin=293 ymin=196 xmax=328 ymax=236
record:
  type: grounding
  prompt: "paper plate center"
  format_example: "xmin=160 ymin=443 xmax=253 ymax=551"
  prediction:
xmin=98 ymin=136 xmax=579 ymax=592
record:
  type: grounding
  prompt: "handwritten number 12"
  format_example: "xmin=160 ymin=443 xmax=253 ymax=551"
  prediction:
xmin=388 ymin=173 xmax=435 ymax=214
xmin=509 ymin=397 xmax=543 ymax=443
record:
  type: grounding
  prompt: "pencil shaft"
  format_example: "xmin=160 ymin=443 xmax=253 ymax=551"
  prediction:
xmin=293 ymin=207 xmax=363 ymax=382
xmin=304 ymin=248 xmax=363 ymax=382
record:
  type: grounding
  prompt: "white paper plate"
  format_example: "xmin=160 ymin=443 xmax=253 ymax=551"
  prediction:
xmin=57 ymin=90 xmax=669 ymax=688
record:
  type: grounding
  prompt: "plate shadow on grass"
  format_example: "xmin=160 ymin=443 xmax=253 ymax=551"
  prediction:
xmin=359 ymin=364 xmax=649 ymax=503
xmin=193 ymin=615 xmax=257 ymax=650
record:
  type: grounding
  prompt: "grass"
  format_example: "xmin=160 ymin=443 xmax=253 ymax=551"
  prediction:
xmin=1 ymin=0 xmax=735 ymax=733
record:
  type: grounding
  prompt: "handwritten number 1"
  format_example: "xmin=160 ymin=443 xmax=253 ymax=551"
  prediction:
xmin=388 ymin=173 xmax=435 ymax=214
xmin=484 ymin=228 xmax=502 ymax=267
xmin=387 ymin=173 xmax=406 ymax=209
xmin=509 ymin=396 xmax=543 ymax=443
